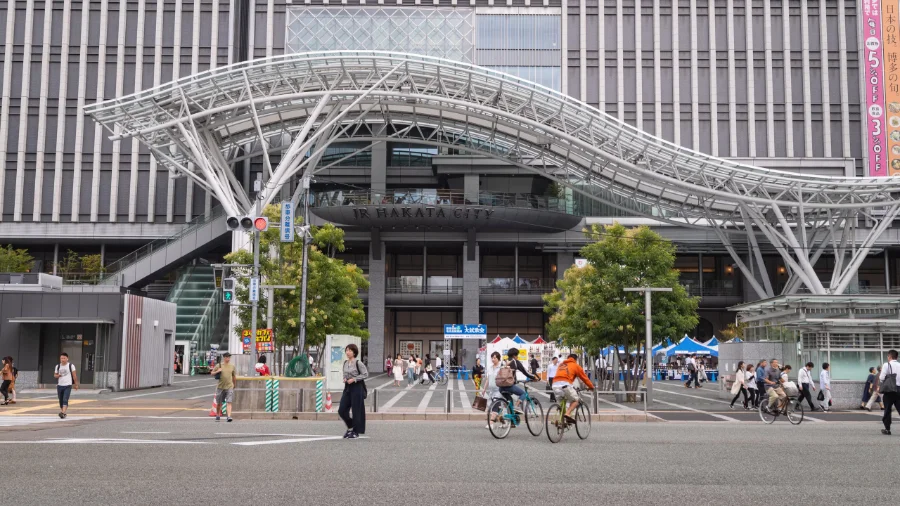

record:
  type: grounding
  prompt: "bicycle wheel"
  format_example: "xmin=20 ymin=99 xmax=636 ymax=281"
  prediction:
xmin=439 ymin=373 xmax=448 ymax=386
xmin=759 ymin=399 xmax=776 ymax=424
xmin=575 ymin=403 xmax=591 ymax=439
xmin=545 ymin=403 xmax=565 ymax=443
xmin=787 ymin=400 xmax=804 ymax=425
xmin=487 ymin=400 xmax=512 ymax=439
xmin=524 ymin=397 xmax=544 ymax=436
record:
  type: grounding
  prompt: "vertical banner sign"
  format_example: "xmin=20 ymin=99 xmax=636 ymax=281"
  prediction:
xmin=863 ymin=0 xmax=888 ymax=176
xmin=280 ymin=201 xmax=295 ymax=243
xmin=249 ymin=276 xmax=260 ymax=302
xmin=884 ymin=1 xmax=900 ymax=174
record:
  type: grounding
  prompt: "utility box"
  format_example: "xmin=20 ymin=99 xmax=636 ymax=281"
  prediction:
xmin=324 ymin=334 xmax=362 ymax=391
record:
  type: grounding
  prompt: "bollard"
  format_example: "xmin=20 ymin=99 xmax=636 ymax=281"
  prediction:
xmin=373 ymin=388 xmax=378 ymax=413
xmin=265 ymin=379 xmax=273 ymax=412
xmin=592 ymin=388 xmax=599 ymax=413
xmin=446 ymin=389 xmax=452 ymax=414
xmin=271 ymin=378 xmax=280 ymax=412
xmin=298 ymin=388 xmax=304 ymax=413
xmin=315 ymin=379 xmax=324 ymax=413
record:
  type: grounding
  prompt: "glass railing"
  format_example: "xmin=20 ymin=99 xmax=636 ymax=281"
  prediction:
xmin=386 ymin=276 xmax=463 ymax=294
xmin=308 ymin=189 xmax=580 ymax=216
xmin=683 ymin=279 xmax=740 ymax=297
xmin=479 ymin=277 xmax=557 ymax=294
xmin=97 ymin=206 xmax=226 ymax=284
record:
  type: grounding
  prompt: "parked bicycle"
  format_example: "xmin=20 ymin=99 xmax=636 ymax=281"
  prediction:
xmin=487 ymin=380 xmax=544 ymax=439
xmin=546 ymin=387 xmax=591 ymax=443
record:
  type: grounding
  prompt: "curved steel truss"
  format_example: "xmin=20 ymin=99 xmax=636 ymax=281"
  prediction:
xmin=86 ymin=51 xmax=900 ymax=297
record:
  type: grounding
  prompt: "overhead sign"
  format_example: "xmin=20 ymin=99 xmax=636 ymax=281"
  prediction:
xmin=443 ymin=324 xmax=487 ymax=340
xmin=574 ymin=258 xmax=589 ymax=268
xmin=242 ymin=328 xmax=274 ymax=353
xmin=280 ymin=201 xmax=295 ymax=242
xmin=249 ymin=276 xmax=260 ymax=302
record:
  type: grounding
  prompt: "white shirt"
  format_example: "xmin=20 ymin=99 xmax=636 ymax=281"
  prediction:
xmin=547 ymin=361 xmax=559 ymax=380
xmin=819 ymin=369 xmax=831 ymax=389
xmin=56 ymin=363 xmax=75 ymax=386
xmin=436 ymin=357 xmax=442 ymax=368
xmin=746 ymin=370 xmax=757 ymax=389
xmin=685 ymin=357 xmax=695 ymax=367
xmin=880 ymin=360 xmax=900 ymax=387
xmin=798 ymin=367 xmax=815 ymax=386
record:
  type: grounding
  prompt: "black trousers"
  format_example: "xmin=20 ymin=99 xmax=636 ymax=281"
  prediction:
xmin=797 ymin=383 xmax=815 ymax=410
xmin=547 ymin=378 xmax=556 ymax=402
xmin=730 ymin=386 xmax=748 ymax=407
xmin=0 ymin=380 xmax=9 ymax=401
xmin=883 ymin=392 xmax=900 ymax=431
xmin=338 ymin=382 xmax=367 ymax=434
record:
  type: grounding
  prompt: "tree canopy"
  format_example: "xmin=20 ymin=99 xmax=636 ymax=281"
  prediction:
xmin=544 ymin=223 xmax=699 ymax=359
xmin=0 ymin=245 xmax=34 ymax=273
xmin=225 ymin=204 xmax=369 ymax=354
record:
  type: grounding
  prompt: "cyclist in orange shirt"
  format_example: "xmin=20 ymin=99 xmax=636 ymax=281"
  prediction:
xmin=552 ymin=354 xmax=595 ymax=423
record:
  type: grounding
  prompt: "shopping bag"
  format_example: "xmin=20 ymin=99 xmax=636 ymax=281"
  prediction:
xmin=472 ymin=395 xmax=487 ymax=412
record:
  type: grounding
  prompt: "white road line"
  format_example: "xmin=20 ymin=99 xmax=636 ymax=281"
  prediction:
xmin=0 ymin=415 xmax=100 ymax=427
xmin=654 ymin=399 xmax=740 ymax=422
xmin=655 ymin=386 xmax=826 ymax=422
xmin=121 ymin=431 xmax=171 ymax=434
xmin=0 ymin=438 xmax=208 ymax=444
xmin=416 ymin=381 xmax=438 ymax=413
xmin=110 ymin=384 xmax=215 ymax=400
xmin=374 ymin=377 xmax=396 ymax=390
xmin=187 ymin=393 xmax=216 ymax=400
xmin=232 ymin=436 xmax=351 ymax=446
xmin=171 ymin=378 xmax=215 ymax=384
xmin=380 ymin=384 xmax=413 ymax=412
xmin=457 ymin=378 xmax=473 ymax=414
xmin=215 ymin=432 xmax=337 ymax=437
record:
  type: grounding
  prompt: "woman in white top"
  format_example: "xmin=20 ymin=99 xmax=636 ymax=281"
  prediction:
xmin=819 ymin=363 xmax=832 ymax=412
xmin=393 ymin=354 xmax=404 ymax=386
xmin=745 ymin=364 xmax=758 ymax=408
xmin=482 ymin=351 xmax=503 ymax=429
xmin=729 ymin=361 xmax=749 ymax=409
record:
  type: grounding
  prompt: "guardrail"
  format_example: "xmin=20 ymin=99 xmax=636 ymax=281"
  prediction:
xmin=308 ymin=189 xmax=579 ymax=216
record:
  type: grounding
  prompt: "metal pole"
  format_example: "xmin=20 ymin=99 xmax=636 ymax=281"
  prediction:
xmin=644 ymin=290 xmax=653 ymax=404
xmin=250 ymin=230 xmax=261 ymax=369
xmin=298 ymin=179 xmax=311 ymax=353
xmin=267 ymin=286 xmax=274 ymax=374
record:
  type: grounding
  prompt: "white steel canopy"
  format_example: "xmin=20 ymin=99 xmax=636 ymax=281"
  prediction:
xmin=86 ymin=51 xmax=900 ymax=298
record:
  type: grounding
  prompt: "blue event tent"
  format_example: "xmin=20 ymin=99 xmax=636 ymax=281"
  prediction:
xmin=511 ymin=334 xmax=527 ymax=344
xmin=704 ymin=337 xmax=719 ymax=348
xmin=666 ymin=337 xmax=718 ymax=357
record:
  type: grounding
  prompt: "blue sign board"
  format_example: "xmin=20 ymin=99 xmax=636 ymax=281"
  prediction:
xmin=443 ymin=324 xmax=487 ymax=340
xmin=280 ymin=201 xmax=295 ymax=243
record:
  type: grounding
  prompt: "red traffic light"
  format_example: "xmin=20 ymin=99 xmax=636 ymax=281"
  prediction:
xmin=253 ymin=217 xmax=269 ymax=231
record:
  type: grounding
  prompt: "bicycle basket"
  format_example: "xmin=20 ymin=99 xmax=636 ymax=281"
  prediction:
xmin=782 ymin=381 xmax=799 ymax=397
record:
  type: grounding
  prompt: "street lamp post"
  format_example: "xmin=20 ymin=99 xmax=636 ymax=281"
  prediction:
xmin=623 ymin=287 xmax=672 ymax=404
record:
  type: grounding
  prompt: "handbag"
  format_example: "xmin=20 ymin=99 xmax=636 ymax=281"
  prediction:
xmin=472 ymin=395 xmax=487 ymax=412
xmin=881 ymin=363 xmax=899 ymax=394
xmin=495 ymin=366 xmax=515 ymax=387
xmin=817 ymin=390 xmax=825 ymax=401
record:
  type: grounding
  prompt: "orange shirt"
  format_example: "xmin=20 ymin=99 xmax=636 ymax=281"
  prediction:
xmin=552 ymin=357 xmax=594 ymax=389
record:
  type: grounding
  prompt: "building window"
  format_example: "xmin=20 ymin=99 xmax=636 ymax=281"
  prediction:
xmin=476 ymin=14 xmax=561 ymax=91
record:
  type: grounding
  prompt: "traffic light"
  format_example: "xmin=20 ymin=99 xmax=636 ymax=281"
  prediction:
xmin=226 ymin=215 xmax=268 ymax=232
xmin=222 ymin=277 xmax=236 ymax=303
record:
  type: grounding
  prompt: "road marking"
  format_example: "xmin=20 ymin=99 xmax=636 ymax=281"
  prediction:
xmin=232 ymin=435 xmax=368 ymax=446
xmin=380 ymin=385 xmax=413 ymax=412
xmin=4 ymin=400 xmax=93 ymax=415
xmin=171 ymin=378 xmax=215 ymax=384
xmin=121 ymin=431 xmax=171 ymax=434
xmin=110 ymin=384 xmax=215 ymax=400
xmin=0 ymin=438 xmax=208 ymax=444
xmin=456 ymin=378 xmax=473 ymax=414
xmin=654 ymin=386 xmax=826 ymax=422
xmin=0 ymin=415 xmax=101 ymax=427
xmin=654 ymin=399 xmax=739 ymax=422
xmin=374 ymin=377 xmax=396 ymax=390
xmin=416 ymin=381 xmax=438 ymax=413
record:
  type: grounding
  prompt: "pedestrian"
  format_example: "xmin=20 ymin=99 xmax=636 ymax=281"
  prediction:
xmin=54 ymin=352 xmax=79 ymax=419
xmin=862 ymin=367 xmax=878 ymax=410
xmin=338 ymin=343 xmax=367 ymax=439
xmin=482 ymin=351 xmax=503 ymax=430
xmin=6 ymin=357 xmax=16 ymax=404
xmin=880 ymin=350 xmax=900 ymax=435
xmin=865 ymin=366 xmax=884 ymax=412
xmin=546 ymin=355 xmax=560 ymax=402
xmin=698 ymin=360 xmax=707 ymax=385
xmin=684 ymin=354 xmax=700 ymax=388
xmin=422 ymin=354 xmax=435 ymax=384
xmin=797 ymin=362 xmax=818 ymax=412
xmin=385 ymin=356 xmax=392 ymax=377
xmin=818 ymin=362 xmax=832 ymax=412
xmin=393 ymin=353 xmax=404 ymax=387
xmin=529 ymin=354 xmax=539 ymax=377
xmin=416 ymin=355 xmax=423 ymax=384
xmin=0 ymin=357 xmax=11 ymax=405
xmin=472 ymin=357 xmax=484 ymax=392
xmin=255 ymin=354 xmax=271 ymax=376
xmin=407 ymin=355 xmax=416 ymax=386
xmin=746 ymin=364 xmax=758 ymax=408
xmin=210 ymin=352 xmax=236 ymax=422
xmin=729 ymin=361 xmax=749 ymax=409
xmin=755 ymin=360 xmax=768 ymax=400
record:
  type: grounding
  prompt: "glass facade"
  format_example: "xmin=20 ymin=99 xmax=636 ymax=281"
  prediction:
xmin=286 ymin=7 xmax=475 ymax=63
xmin=476 ymin=14 xmax=562 ymax=91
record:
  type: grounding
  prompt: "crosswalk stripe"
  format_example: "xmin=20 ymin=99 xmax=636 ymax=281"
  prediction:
xmin=0 ymin=415 xmax=100 ymax=427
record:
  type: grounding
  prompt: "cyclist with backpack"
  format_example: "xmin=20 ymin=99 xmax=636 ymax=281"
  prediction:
xmin=499 ymin=348 xmax=539 ymax=414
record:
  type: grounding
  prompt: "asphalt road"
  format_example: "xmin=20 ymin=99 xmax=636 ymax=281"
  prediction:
xmin=0 ymin=417 xmax=890 ymax=505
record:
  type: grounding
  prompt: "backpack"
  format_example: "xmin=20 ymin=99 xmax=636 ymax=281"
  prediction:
xmin=56 ymin=363 xmax=74 ymax=378
xmin=495 ymin=365 xmax=515 ymax=387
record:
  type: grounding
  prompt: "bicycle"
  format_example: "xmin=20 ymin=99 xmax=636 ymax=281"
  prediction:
xmin=759 ymin=388 xmax=803 ymax=425
xmin=487 ymin=380 xmax=544 ymax=439
xmin=545 ymin=386 xmax=591 ymax=443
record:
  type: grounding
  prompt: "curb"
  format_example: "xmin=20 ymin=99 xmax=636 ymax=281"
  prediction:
xmin=229 ymin=412 xmax=659 ymax=422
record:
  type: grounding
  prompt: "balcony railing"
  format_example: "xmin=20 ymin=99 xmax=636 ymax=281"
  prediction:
xmin=386 ymin=276 xmax=463 ymax=294
xmin=479 ymin=277 xmax=557 ymax=294
xmin=682 ymin=279 xmax=740 ymax=297
xmin=309 ymin=189 xmax=579 ymax=216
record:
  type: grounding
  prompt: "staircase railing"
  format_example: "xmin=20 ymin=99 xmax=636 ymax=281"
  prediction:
xmin=165 ymin=265 xmax=195 ymax=303
xmin=99 ymin=206 xmax=225 ymax=285
xmin=190 ymin=289 xmax=225 ymax=350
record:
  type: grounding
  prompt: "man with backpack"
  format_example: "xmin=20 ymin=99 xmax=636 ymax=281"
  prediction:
xmin=54 ymin=352 xmax=79 ymax=418
xmin=880 ymin=350 xmax=900 ymax=435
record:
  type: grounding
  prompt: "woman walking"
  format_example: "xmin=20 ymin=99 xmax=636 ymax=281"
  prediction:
xmin=407 ymin=355 xmax=416 ymax=386
xmin=819 ymin=363 xmax=832 ymax=412
xmin=393 ymin=354 xmax=404 ymax=387
xmin=866 ymin=366 xmax=885 ymax=411
xmin=472 ymin=357 xmax=484 ymax=392
xmin=0 ymin=357 xmax=11 ymax=405
xmin=729 ymin=361 xmax=749 ymax=410
xmin=746 ymin=364 xmax=759 ymax=408
xmin=338 ymin=344 xmax=368 ymax=439
xmin=862 ymin=367 xmax=878 ymax=410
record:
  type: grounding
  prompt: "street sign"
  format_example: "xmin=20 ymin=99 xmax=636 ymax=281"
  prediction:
xmin=249 ymin=276 xmax=260 ymax=302
xmin=280 ymin=201 xmax=294 ymax=243
xmin=443 ymin=324 xmax=487 ymax=340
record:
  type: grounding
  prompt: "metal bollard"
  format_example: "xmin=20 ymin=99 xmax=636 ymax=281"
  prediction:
xmin=298 ymin=388 xmax=304 ymax=413
xmin=446 ymin=389 xmax=452 ymax=414
xmin=592 ymin=388 xmax=599 ymax=413
xmin=373 ymin=388 xmax=378 ymax=413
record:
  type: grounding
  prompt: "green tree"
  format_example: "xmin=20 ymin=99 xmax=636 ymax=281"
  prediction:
xmin=81 ymin=254 xmax=105 ymax=281
xmin=225 ymin=204 xmax=369 ymax=360
xmin=720 ymin=321 xmax=747 ymax=341
xmin=54 ymin=249 xmax=81 ymax=278
xmin=0 ymin=245 xmax=34 ymax=273
xmin=544 ymin=223 xmax=699 ymax=396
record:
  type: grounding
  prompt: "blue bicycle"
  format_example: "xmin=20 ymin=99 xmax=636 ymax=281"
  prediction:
xmin=487 ymin=381 xmax=544 ymax=438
